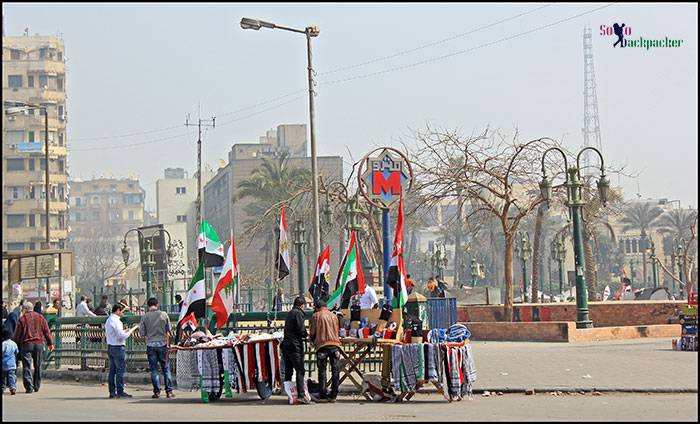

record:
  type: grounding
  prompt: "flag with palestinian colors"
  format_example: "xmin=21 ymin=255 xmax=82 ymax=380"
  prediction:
xmin=178 ymin=262 xmax=206 ymax=325
xmin=180 ymin=312 xmax=198 ymax=331
xmin=327 ymin=231 xmax=365 ymax=310
xmin=212 ymin=234 xmax=239 ymax=329
xmin=387 ymin=197 xmax=408 ymax=310
xmin=197 ymin=220 xmax=225 ymax=267
xmin=309 ymin=246 xmax=331 ymax=302
xmin=276 ymin=206 xmax=290 ymax=280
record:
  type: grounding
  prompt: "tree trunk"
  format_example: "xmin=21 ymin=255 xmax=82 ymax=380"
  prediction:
xmin=531 ymin=204 xmax=545 ymax=303
xmin=583 ymin=223 xmax=597 ymax=301
xmin=503 ymin=232 xmax=514 ymax=322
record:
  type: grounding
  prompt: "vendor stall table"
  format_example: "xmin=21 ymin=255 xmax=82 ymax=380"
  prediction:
xmin=334 ymin=337 xmax=401 ymax=400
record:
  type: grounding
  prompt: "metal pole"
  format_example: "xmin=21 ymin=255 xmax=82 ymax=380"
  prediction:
xmin=522 ymin=257 xmax=528 ymax=303
xmin=382 ymin=208 xmax=392 ymax=305
xmin=568 ymin=168 xmax=592 ymax=329
xmin=548 ymin=258 xmax=553 ymax=300
xmin=44 ymin=107 xmax=50 ymax=248
xmin=670 ymin=256 xmax=676 ymax=298
xmin=146 ymin=263 xmax=152 ymax=303
xmin=558 ymin=257 xmax=565 ymax=297
xmin=197 ymin=121 xmax=202 ymax=233
xmin=306 ymin=31 xmax=321 ymax=258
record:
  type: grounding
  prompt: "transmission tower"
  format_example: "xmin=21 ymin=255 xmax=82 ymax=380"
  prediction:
xmin=582 ymin=26 xmax=603 ymax=176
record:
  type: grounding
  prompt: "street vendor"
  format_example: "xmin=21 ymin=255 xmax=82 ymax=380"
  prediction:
xmin=281 ymin=296 xmax=309 ymax=404
xmin=309 ymin=299 xmax=341 ymax=403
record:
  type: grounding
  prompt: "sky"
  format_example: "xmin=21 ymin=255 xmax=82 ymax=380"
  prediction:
xmin=3 ymin=2 xmax=698 ymax=211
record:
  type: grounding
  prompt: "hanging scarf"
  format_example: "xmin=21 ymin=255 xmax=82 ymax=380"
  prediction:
xmin=198 ymin=349 xmax=221 ymax=393
xmin=234 ymin=344 xmax=248 ymax=392
xmin=176 ymin=349 xmax=200 ymax=391
xmin=271 ymin=340 xmax=281 ymax=387
xmin=247 ymin=344 xmax=256 ymax=389
xmin=391 ymin=345 xmax=402 ymax=392
xmin=222 ymin=347 xmax=240 ymax=392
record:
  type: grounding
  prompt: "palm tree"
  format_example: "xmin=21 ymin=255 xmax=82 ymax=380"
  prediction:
xmin=619 ymin=202 xmax=664 ymax=286
xmin=656 ymin=209 xmax=697 ymax=239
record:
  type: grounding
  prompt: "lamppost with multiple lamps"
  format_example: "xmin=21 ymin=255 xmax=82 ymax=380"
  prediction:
xmin=293 ymin=218 xmax=307 ymax=297
xmin=674 ymin=237 xmax=686 ymax=299
xmin=121 ymin=228 xmax=175 ymax=307
xmin=539 ymin=146 xmax=610 ymax=329
xmin=470 ymin=257 xmax=479 ymax=288
xmin=645 ymin=240 xmax=659 ymax=288
xmin=513 ymin=231 xmax=532 ymax=303
xmin=240 ymin=17 xmax=322 ymax=259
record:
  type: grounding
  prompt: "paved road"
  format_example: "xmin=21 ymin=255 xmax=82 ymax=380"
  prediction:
xmin=471 ymin=338 xmax=697 ymax=391
xmin=2 ymin=382 xmax=697 ymax=421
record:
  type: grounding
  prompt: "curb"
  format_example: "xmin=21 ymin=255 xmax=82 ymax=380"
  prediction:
xmin=42 ymin=371 xmax=697 ymax=394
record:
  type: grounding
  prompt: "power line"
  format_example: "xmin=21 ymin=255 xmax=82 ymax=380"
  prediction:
xmin=69 ymin=124 xmax=183 ymax=141
xmin=318 ymin=3 xmax=555 ymax=76
xmin=319 ymin=3 xmax=615 ymax=86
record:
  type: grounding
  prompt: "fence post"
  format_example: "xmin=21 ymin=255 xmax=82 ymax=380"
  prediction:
xmin=248 ymin=287 xmax=253 ymax=312
xmin=80 ymin=323 xmax=87 ymax=371
xmin=129 ymin=288 xmax=133 ymax=311
xmin=113 ymin=285 xmax=118 ymax=306
xmin=92 ymin=286 xmax=96 ymax=303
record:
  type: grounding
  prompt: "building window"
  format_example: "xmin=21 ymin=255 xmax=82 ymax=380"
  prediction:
xmin=10 ymin=49 xmax=21 ymax=60
xmin=7 ymin=159 xmax=24 ymax=171
xmin=7 ymin=214 xmax=26 ymax=228
xmin=75 ymin=212 xmax=82 ymax=221
xmin=128 ymin=211 xmax=134 ymax=220
xmin=75 ymin=197 xmax=82 ymax=206
xmin=57 ymin=77 xmax=64 ymax=91
xmin=28 ymin=186 xmax=35 ymax=199
xmin=176 ymin=187 xmax=187 ymax=195
xmin=39 ymin=74 xmax=48 ymax=88
xmin=28 ymin=75 xmax=34 ymax=87
xmin=39 ymin=48 xmax=48 ymax=59
xmin=58 ymin=160 xmax=64 ymax=173
xmin=29 ymin=242 xmax=36 ymax=250
xmin=91 ymin=210 xmax=100 ymax=220
xmin=8 ymin=75 xmax=23 ymax=88
xmin=58 ymin=105 xmax=64 ymax=118
xmin=92 ymin=195 xmax=100 ymax=204
xmin=58 ymin=132 xmax=64 ymax=146
xmin=28 ymin=131 xmax=35 ymax=142
xmin=6 ymin=243 xmax=25 ymax=251
xmin=28 ymin=159 xmax=35 ymax=171
xmin=177 ymin=215 xmax=187 ymax=223
xmin=39 ymin=158 xmax=46 ymax=171
xmin=29 ymin=214 xmax=36 ymax=227
xmin=57 ymin=51 xmax=63 ymax=61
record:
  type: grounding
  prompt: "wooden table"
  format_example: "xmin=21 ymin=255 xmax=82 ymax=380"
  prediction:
xmin=330 ymin=337 xmax=400 ymax=399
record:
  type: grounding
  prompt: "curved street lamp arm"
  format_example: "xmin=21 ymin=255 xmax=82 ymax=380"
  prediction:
xmin=123 ymin=228 xmax=144 ymax=246
xmin=541 ymin=146 xmax=569 ymax=178
xmin=575 ymin=146 xmax=606 ymax=178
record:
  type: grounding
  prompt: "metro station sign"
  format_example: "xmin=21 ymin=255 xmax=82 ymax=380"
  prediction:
xmin=359 ymin=147 xmax=412 ymax=209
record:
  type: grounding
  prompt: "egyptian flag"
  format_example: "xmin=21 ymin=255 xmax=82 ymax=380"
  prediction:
xmin=387 ymin=197 xmax=409 ymax=310
xmin=180 ymin=312 xmax=198 ymax=331
xmin=276 ymin=207 xmax=291 ymax=280
xmin=197 ymin=220 xmax=225 ymax=267
xmin=178 ymin=262 xmax=206 ymax=326
xmin=212 ymin=234 xmax=239 ymax=329
xmin=309 ymin=246 xmax=331 ymax=302
xmin=327 ymin=231 xmax=365 ymax=310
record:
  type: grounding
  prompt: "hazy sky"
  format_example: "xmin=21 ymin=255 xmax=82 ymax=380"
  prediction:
xmin=4 ymin=2 xmax=698 ymax=211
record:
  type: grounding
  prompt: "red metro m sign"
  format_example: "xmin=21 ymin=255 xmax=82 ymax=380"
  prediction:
xmin=359 ymin=147 xmax=413 ymax=209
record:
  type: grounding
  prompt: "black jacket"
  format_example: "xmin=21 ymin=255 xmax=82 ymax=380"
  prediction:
xmin=282 ymin=306 xmax=308 ymax=351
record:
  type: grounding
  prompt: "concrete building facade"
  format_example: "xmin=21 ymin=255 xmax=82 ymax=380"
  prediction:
xmin=2 ymin=35 xmax=69 ymax=251
xmin=156 ymin=167 xmax=198 ymax=269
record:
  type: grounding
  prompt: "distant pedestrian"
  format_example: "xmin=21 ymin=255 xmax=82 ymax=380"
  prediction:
xmin=139 ymin=298 xmax=174 ymax=399
xmin=405 ymin=274 xmax=416 ymax=295
xmin=33 ymin=301 xmax=43 ymax=314
xmin=2 ymin=328 xmax=18 ymax=395
xmin=2 ymin=301 xmax=8 ymax=320
xmin=94 ymin=296 xmax=111 ymax=316
xmin=273 ymin=288 xmax=286 ymax=312
xmin=105 ymin=303 xmax=138 ymax=398
xmin=76 ymin=298 xmax=96 ymax=317
xmin=359 ymin=285 xmax=379 ymax=310
xmin=45 ymin=299 xmax=61 ymax=315
xmin=175 ymin=294 xmax=183 ymax=313
xmin=12 ymin=299 xmax=25 ymax=317
xmin=12 ymin=302 xmax=54 ymax=393
xmin=309 ymin=299 xmax=341 ymax=403
xmin=426 ymin=278 xmax=444 ymax=298
xmin=281 ymin=296 xmax=309 ymax=404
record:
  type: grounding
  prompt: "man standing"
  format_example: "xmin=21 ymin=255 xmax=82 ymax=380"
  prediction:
xmin=139 ymin=298 xmax=174 ymax=399
xmin=45 ymin=299 xmax=61 ymax=315
xmin=93 ymin=295 xmax=111 ymax=316
xmin=309 ymin=299 xmax=341 ymax=403
xmin=281 ymin=296 xmax=309 ymax=404
xmin=273 ymin=287 xmax=286 ymax=312
xmin=105 ymin=303 xmax=138 ymax=398
xmin=405 ymin=274 xmax=416 ymax=295
xmin=359 ymin=284 xmax=379 ymax=310
xmin=12 ymin=302 xmax=54 ymax=393
xmin=76 ymin=297 xmax=96 ymax=317
xmin=174 ymin=294 xmax=183 ymax=313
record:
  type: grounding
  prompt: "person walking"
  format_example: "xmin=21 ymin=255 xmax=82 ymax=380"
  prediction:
xmin=426 ymin=277 xmax=444 ymax=298
xmin=281 ymin=296 xmax=309 ymax=404
xmin=33 ymin=301 xmax=43 ymax=314
xmin=93 ymin=296 xmax=111 ymax=316
xmin=12 ymin=302 xmax=54 ymax=393
xmin=309 ymin=299 xmax=341 ymax=403
xmin=2 ymin=328 xmax=19 ymax=395
xmin=405 ymin=274 xmax=416 ymax=295
xmin=105 ymin=303 xmax=138 ymax=399
xmin=139 ymin=297 xmax=174 ymax=399
xmin=273 ymin=288 xmax=286 ymax=312
xmin=76 ymin=297 xmax=96 ymax=317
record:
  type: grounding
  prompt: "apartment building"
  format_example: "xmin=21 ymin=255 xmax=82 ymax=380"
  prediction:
xmin=2 ymin=34 xmax=69 ymax=251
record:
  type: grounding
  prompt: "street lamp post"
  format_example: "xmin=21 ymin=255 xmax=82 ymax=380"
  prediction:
xmin=646 ymin=241 xmax=658 ymax=288
xmin=675 ymin=238 xmax=686 ymax=300
xmin=240 ymin=17 xmax=322 ymax=258
xmin=470 ymin=257 xmax=478 ymax=288
xmin=514 ymin=232 xmax=531 ymax=303
xmin=293 ymin=218 xmax=307 ymax=297
xmin=630 ymin=258 xmax=636 ymax=284
xmin=122 ymin=228 xmax=175 ymax=307
xmin=539 ymin=146 xmax=609 ymax=329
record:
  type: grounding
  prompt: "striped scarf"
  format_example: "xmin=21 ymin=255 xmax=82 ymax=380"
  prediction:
xmin=198 ymin=349 xmax=221 ymax=393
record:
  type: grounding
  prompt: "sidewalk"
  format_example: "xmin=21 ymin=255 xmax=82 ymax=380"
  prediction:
xmin=43 ymin=338 xmax=697 ymax=393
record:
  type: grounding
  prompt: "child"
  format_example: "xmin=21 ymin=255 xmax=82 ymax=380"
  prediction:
xmin=2 ymin=328 xmax=18 ymax=395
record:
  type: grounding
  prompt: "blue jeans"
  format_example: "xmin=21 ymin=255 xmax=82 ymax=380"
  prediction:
xmin=2 ymin=369 xmax=17 ymax=391
xmin=107 ymin=345 xmax=126 ymax=396
xmin=146 ymin=346 xmax=173 ymax=394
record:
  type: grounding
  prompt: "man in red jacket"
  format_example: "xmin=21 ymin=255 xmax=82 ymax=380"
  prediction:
xmin=12 ymin=302 xmax=54 ymax=393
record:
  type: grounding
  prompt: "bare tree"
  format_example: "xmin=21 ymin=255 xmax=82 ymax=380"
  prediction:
xmin=411 ymin=126 xmax=558 ymax=321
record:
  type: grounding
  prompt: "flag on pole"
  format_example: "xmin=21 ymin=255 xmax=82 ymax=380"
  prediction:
xmin=276 ymin=206 xmax=290 ymax=280
xmin=310 ymin=246 xmax=331 ymax=302
xmin=180 ymin=312 xmax=198 ymax=331
xmin=197 ymin=220 xmax=225 ymax=267
xmin=386 ymin=197 xmax=408 ymax=310
xmin=327 ymin=231 xmax=365 ymax=310
xmin=178 ymin=262 xmax=207 ymax=325
xmin=212 ymin=233 xmax=239 ymax=329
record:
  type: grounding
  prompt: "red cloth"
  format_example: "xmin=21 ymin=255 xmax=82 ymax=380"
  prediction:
xmin=13 ymin=311 xmax=53 ymax=346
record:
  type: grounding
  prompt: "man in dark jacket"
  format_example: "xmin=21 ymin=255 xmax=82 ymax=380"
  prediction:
xmin=93 ymin=296 xmax=111 ymax=316
xmin=281 ymin=296 xmax=309 ymax=404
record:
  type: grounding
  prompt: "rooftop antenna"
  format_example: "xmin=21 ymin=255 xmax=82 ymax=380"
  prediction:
xmin=635 ymin=176 xmax=642 ymax=198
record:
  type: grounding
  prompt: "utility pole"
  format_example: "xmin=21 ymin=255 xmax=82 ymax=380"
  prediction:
xmin=185 ymin=113 xmax=215 ymax=233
